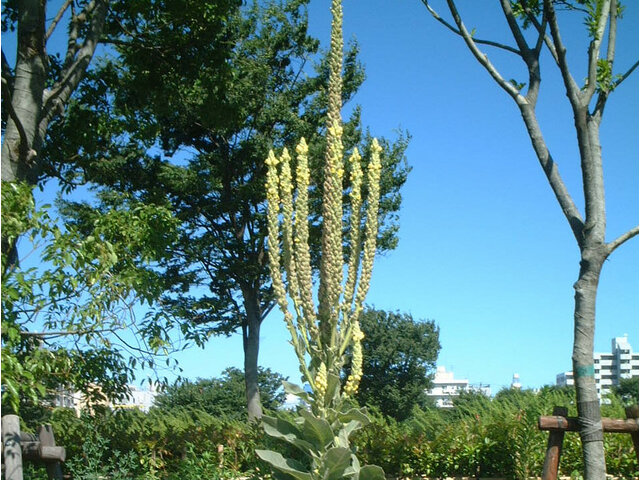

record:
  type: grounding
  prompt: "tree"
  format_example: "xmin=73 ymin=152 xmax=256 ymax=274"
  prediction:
xmin=52 ymin=0 xmax=410 ymax=420
xmin=153 ymin=367 xmax=286 ymax=418
xmin=1 ymin=185 xmax=179 ymax=412
xmin=350 ymin=309 xmax=440 ymax=420
xmin=612 ymin=377 xmax=639 ymax=406
xmin=356 ymin=309 xmax=440 ymax=420
xmin=1 ymin=0 xmax=108 ymax=266
xmin=420 ymin=1 xmax=638 ymax=477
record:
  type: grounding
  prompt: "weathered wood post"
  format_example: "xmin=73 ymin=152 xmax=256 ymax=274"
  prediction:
xmin=625 ymin=405 xmax=638 ymax=457
xmin=2 ymin=415 xmax=24 ymax=480
xmin=541 ymin=406 xmax=568 ymax=480
xmin=39 ymin=425 xmax=64 ymax=480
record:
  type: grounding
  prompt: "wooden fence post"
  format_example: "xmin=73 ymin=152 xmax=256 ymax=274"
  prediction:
xmin=625 ymin=405 xmax=638 ymax=458
xmin=541 ymin=406 xmax=567 ymax=480
xmin=39 ymin=425 xmax=64 ymax=480
xmin=2 ymin=415 xmax=24 ymax=480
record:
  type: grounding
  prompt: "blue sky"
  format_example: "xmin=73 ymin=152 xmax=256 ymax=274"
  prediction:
xmin=172 ymin=0 xmax=639 ymax=393
xmin=4 ymin=1 xmax=638 ymax=394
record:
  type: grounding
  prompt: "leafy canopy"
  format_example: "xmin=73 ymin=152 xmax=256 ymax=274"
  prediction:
xmin=351 ymin=308 xmax=440 ymax=420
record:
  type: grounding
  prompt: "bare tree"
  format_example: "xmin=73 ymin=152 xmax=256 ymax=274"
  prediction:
xmin=420 ymin=1 xmax=638 ymax=478
xmin=1 ymin=0 xmax=108 ymax=264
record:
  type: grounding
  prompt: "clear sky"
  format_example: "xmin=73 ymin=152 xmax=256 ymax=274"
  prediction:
xmin=5 ymin=1 xmax=638 ymax=395
xmin=171 ymin=0 xmax=639 ymax=393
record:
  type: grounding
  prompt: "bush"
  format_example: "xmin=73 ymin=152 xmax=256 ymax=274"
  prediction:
xmin=14 ymin=386 xmax=638 ymax=480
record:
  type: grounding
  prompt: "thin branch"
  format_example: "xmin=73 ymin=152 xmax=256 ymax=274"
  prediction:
xmin=420 ymin=0 xmax=520 ymax=55
xmin=41 ymin=0 xmax=107 ymax=128
xmin=20 ymin=328 xmax=116 ymax=338
xmin=605 ymin=226 xmax=639 ymax=257
xmin=582 ymin=0 xmax=612 ymax=104
xmin=612 ymin=61 xmax=639 ymax=89
xmin=499 ymin=0 xmax=530 ymax=55
xmin=46 ymin=0 xmax=73 ymax=41
xmin=605 ymin=0 xmax=617 ymax=64
xmin=442 ymin=0 xmax=524 ymax=102
xmin=592 ymin=0 xmax=623 ymax=120
xmin=1 ymin=77 xmax=36 ymax=162
xmin=543 ymin=0 xmax=581 ymax=105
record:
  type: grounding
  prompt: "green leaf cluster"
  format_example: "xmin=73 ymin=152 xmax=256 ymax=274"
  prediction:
xmin=257 ymin=384 xmax=384 ymax=480
xmin=153 ymin=367 xmax=287 ymax=418
xmin=1 ymin=182 xmax=180 ymax=412
xmin=349 ymin=308 xmax=440 ymax=421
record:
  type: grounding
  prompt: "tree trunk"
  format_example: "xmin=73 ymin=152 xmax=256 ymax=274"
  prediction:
xmin=242 ymin=286 xmax=263 ymax=421
xmin=573 ymin=245 xmax=607 ymax=480
xmin=1 ymin=0 xmax=47 ymax=184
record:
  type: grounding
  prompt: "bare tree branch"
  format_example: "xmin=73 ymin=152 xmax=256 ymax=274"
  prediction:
xmin=499 ymin=0 xmax=530 ymax=55
xmin=420 ymin=1 xmax=520 ymax=55
xmin=543 ymin=0 xmax=581 ymax=105
xmin=20 ymin=328 xmax=116 ymax=338
xmin=45 ymin=0 xmax=73 ymax=41
xmin=605 ymin=226 xmax=639 ymax=257
xmin=441 ymin=0 xmax=524 ymax=102
xmin=1 ymin=77 xmax=37 ymax=163
xmin=612 ymin=61 xmax=639 ymax=89
xmin=592 ymin=0 xmax=623 ymax=120
xmin=41 ymin=0 xmax=108 ymax=131
xmin=517 ymin=0 xmax=558 ymax=64
xmin=582 ymin=0 xmax=612 ymax=104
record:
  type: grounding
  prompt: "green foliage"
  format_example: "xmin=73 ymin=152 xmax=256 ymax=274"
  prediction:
xmin=352 ymin=386 xmax=637 ymax=480
xmin=15 ymin=385 xmax=637 ymax=480
xmin=350 ymin=308 xmax=440 ymax=421
xmin=154 ymin=367 xmax=287 ymax=418
xmin=611 ymin=377 xmax=639 ymax=406
xmin=1 ymin=183 xmax=179 ymax=412
xmin=257 ymin=386 xmax=384 ymax=480
xmin=47 ymin=0 xmax=409 ymax=345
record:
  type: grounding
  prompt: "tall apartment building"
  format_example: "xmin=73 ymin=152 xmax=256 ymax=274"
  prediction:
xmin=556 ymin=334 xmax=639 ymax=399
xmin=426 ymin=366 xmax=491 ymax=408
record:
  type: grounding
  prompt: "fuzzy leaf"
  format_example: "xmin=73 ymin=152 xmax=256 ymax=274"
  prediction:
xmin=357 ymin=465 xmax=385 ymax=480
xmin=256 ymin=450 xmax=312 ymax=480
xmin=300 ymin=409 xmax=334 ymax=451
xmin=263 ymin=415 xmax=315 ymax=453
xmin=322 ymin=447 xmax=352 ymax=480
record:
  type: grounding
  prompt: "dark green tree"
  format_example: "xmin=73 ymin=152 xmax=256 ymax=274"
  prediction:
xmin=50 ymin=0 xmax=410 ymax=420
xmin=154 ymin=367 xmax=286 ymax=419
xmin=612 ymin=377 xmax=639 ymax=406
xmin=352 ymin=308 xmax=440 ymax=420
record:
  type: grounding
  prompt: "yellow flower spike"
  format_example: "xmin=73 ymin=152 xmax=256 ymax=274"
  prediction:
xmin=293 ymin=138 xmax=317 ymax=342
xmin=315 ymin=362 xmax=328 ymax=400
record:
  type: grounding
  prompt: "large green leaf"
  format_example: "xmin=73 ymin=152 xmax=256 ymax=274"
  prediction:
xmin=338 ymin=408 xmax=370 ymax=425
xmin=256 ymin=449 xmax=312 ymax=480
xmin=321 ymin=447 xmax=352 ymax=480
xmin=282 ymin=381 xmax=311 ymax=403
xmin=263 ymin=415 xmax=315 ymax=453
xmin=357 ymin=465 xmax=385 ymax=480
xmin=300 ymin=409 xmax=334 ymax=451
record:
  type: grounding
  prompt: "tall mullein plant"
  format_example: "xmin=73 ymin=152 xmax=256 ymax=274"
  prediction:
xmin=256 ymin=1 xmax=385 ymax=479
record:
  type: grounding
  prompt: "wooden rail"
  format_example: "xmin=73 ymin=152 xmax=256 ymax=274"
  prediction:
xmin=539 ymin=405 xmax=639 ymax=480
xmin=1 ymin=415 xmax=65 ymax=480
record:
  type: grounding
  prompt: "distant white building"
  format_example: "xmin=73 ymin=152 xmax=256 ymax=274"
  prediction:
xmin=426 ymin=366 xmax=491 ymax=408
xmin=556 ymin=334 xmax=639 ymax=400
xmin=54 ymin=384 xmax=158 ymax=414
xmin=511 ymin=373 xmax=522 ymax=390
xmin=113 ymin=384 xmax=158 ymax=412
